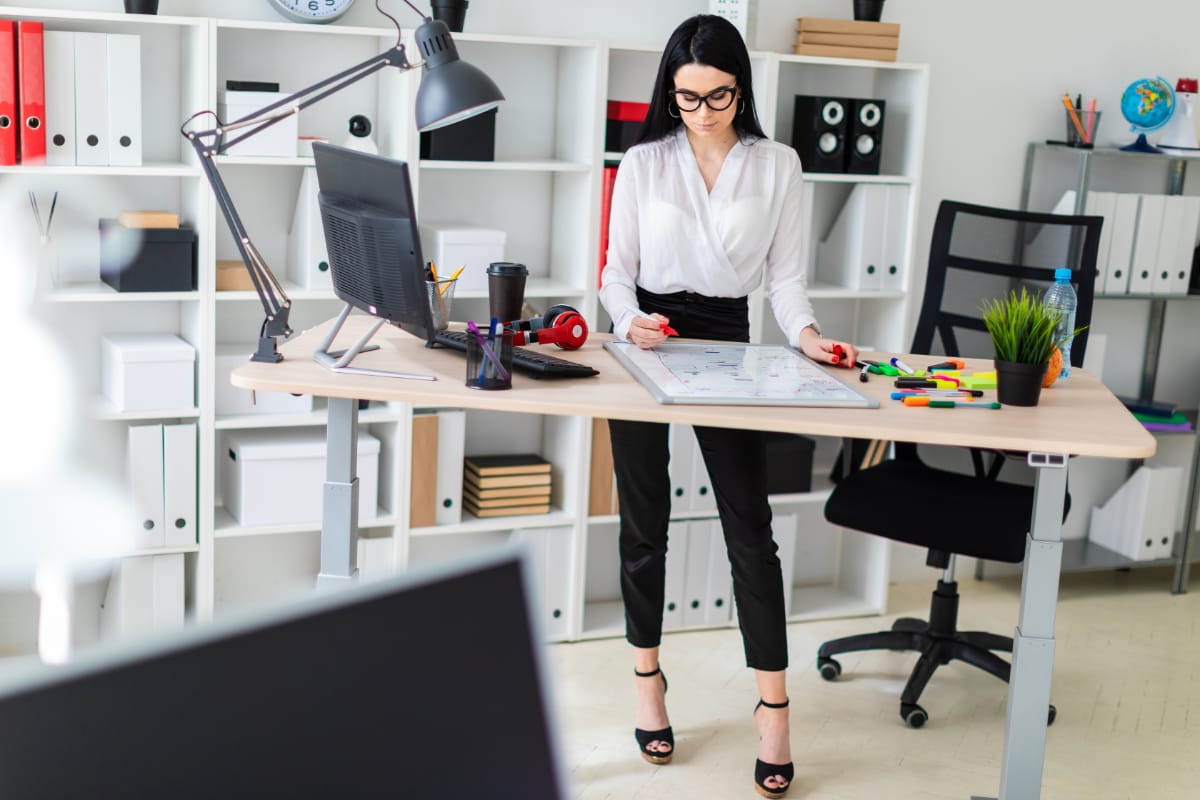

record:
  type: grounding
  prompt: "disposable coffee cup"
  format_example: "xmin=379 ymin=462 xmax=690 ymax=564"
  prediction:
xmin=486 ymin=261 xmax=528 ymax=324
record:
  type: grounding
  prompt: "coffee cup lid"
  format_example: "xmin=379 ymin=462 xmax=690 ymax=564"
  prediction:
xmin=487 ymin=262 xmax=528 ymax=276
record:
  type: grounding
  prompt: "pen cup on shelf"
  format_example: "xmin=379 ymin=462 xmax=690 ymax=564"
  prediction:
xmin=1065 ymin=108 xmax=1100 ymax=147
xmin=466 ymin=325 xmax=514 ymax=390
xmin=425 ymin=279 xmax=457 ymax=331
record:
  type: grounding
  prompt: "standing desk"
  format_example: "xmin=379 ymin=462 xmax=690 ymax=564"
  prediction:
xmin=232 ymin=315 xmax=1155 ymax=800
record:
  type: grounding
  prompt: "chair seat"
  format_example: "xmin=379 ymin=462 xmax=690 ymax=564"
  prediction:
xmin=825 ymin=459 xmax=1036 ymax=563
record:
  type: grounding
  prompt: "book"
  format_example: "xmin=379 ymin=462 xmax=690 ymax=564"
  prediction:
xmin=463 ymin=472 xmax=552 ymax=490
xmin=793 ymin=43 xmax=898 ymax=62
xmin=463 ymin=499 xmax=551 ymax=518
xmin=463 ymin=454 xmax=551 ymax=477
xmin=1120 ymin=397 xmax=1177 ymax=418
xmin=1132 ymin=411 xmax=1190 ymax=426
xmin=796 ymin=17 xmax=900 ymax=36
xmin=795 ymin=32 xmax=899 ymax=48
xmin=463 ymin=482 xmax=553 ymax=500
xmin=462 ymin=490 xmax=552 ymax=509
xmin=119 ymin=210 xmax=181 ymax=229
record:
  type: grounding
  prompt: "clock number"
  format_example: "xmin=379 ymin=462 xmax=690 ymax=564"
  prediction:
xmin=309 ymin=1 xmax=319 ymax=10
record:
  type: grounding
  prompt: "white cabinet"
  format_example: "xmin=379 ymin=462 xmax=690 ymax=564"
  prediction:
xmin=3 ymin=6 xmax=928 ymax=656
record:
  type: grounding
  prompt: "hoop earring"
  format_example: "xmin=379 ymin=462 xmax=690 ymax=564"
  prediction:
xmin=667 ymin=102 xmax=680 ymax=119
xmin=737 ymin=99 xmax=745 ymax=115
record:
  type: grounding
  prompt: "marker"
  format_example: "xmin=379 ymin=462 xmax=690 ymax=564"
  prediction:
xmin=859 ymin=362 xmax=871 ymax=382
xmin=891 ymin=391 xmax=978 ymax=400
xmin=895 ymin=379 xmax=938 ymax=388
xmin=927 ymin=359 xmax=964 ymax=371
xmin=890 ymin=388 xmax=985 ymax=398
xmin=832 ymin=343 xmax=845 ymax=365
xmin=632 ymin=308 xmax=679 ymax=337
xmin=929 ymin=400 xmax=1001 ymax=409
xmin=890 ymin=357 xmax=916 ymax=375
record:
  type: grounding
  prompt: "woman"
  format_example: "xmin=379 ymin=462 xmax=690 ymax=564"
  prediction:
xmin=599 ymin=14 xmax=858 ymax=799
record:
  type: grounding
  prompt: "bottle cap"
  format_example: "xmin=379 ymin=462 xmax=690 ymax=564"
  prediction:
xmin=1177 ymin=77 xmax=1198 ymax=94
xmin=1054 ymin=267 xmax=1072 ymax=281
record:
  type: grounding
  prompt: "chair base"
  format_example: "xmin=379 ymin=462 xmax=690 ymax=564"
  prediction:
xmin=816 ymin=580 xmax=1056 ymax=728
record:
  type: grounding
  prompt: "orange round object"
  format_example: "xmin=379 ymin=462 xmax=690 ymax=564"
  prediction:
xmin=1043 ymin=348 xmax=1062 ymax=387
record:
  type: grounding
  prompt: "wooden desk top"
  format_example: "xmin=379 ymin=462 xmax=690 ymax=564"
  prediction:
xmin=232 ymin=316 xmax=1155 ymax=460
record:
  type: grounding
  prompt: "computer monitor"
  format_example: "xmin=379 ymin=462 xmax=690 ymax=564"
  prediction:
xmin=0 ymin=547 xmax=568 ymax=799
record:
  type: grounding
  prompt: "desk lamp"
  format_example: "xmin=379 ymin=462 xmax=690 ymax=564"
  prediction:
xmin=182 ymin=0 xmax=504 ymax=363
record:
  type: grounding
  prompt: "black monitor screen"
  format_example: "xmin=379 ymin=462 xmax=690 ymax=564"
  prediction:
xmin=0 ymin=548 xmax=566 ymax=799
xmin=313 ymin=142 xmax=435 ymax=344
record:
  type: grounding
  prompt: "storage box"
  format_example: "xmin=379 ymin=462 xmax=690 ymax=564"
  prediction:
xmin=221 ymin=428 xmax=380 ymax=527
xmin=215 ymin=259 xmax=256 ymax=291
xmin=763 ymin=432 xmax=815 ymax=495
xmin=419 ymin=108 xmax=497 ymax=161
xmin=101 ymin=333 xmax=196 ymax=412
xmin=214 ymin=345 xmax=314 ymax=416
xmin=217 ymin=90 xmax=299 ymax=158
xmin=418 ymin=224 xmax=506 ymax=294
xmin=605 ymin=101 xmax=649 ymax=153
xmin=99 ymin=219 xmax=197 ymax=292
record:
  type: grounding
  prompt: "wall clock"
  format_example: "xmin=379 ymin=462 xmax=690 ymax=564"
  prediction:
xmin=268 ymin=0 xmax=355 ymax=24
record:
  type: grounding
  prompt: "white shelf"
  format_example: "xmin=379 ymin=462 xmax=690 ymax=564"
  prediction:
xmin=215 ymin=284 xmax=335 ymax=302
xmin=0 ymin=162 xmax=199 ymax=177
xmin=806 ymin=282 xmax=907 ymax=300
xmin=213 ymin=507 xmax=397 ymax=539
xmin=804 ymin=173 xmax=915 ymax=185
xmin=215 ymin=407 xmax=402 ymax=430
xmin=787 ymin=585 xmax=886 ymax=621
xmin=409 ymin=510 xmax=577 ymax=537
xmin=212 ymin=17 xmax=396 ymax=38
xmin=0 ymin=6 xmax=205 ymax=27
xmin=419 ymin=159 xmax=591 ymax=173
xmin=91 ymin=399 xmax=201 ymax=422
xmin=212 ymin=156 xmax=315 ymax=168
xmin=48 ymin=284 xmax=200 ymax=303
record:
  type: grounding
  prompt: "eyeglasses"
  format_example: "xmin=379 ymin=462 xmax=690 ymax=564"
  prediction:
xmin=669 ymin=86 xmax=737 ymax=113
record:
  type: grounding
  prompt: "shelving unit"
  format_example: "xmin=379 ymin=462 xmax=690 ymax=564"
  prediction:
xmin=2 ymin=5 xmax=929 ymax=657
xmin=1019 ymin=143 xmax=1200 ymax=593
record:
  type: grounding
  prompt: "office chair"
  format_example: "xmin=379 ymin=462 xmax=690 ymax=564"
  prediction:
xmin=817 ymin=200 xmax=1102 ymax=728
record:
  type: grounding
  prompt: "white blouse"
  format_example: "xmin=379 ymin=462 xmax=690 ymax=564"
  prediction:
xmin=599 ymin=125 xmax=818 ymax=345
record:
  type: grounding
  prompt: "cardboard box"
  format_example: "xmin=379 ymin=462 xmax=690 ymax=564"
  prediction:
xmin=418 ymin=224 xmax=506 ymax=294
xmin=215 ymin=259 xmax=256 ymax=291
xmin=217 ymin=90 xmax=298 ymax=158
xmin=101 ymin=333 xmax=196 ymax=412
xmin=221 ymin=428 xmax=380 ymax=526
xmin=99 ymin=219 xmax=197 ymax=292
xmin=214 ymin=344 xmax=314 ymax=416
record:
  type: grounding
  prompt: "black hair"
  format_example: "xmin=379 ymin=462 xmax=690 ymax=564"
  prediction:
xmin=636 ymin=14 xmax=767 ymax=145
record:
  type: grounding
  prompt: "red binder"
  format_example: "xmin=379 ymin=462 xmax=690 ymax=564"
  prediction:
xmin=598 ymin=163 xmax=619 ymax=287
xmin=16 ymin=21 xmax=45 ymax=164
xmin=0 ymin=21 xmax=16 ymax=166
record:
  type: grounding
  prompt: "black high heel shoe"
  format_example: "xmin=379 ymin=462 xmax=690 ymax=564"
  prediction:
xmin=634 ymin=667 xmax=674 ymax=765
xmin=753 ymin=698 xmax=794 ymax=799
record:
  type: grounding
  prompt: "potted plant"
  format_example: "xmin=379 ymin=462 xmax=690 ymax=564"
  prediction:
xmin=981 ymin=287 xmax=1084 ymax=406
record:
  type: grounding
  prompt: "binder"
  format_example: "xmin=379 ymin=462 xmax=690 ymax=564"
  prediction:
xmin=1084 ymin=191 xmax=1116 ymax=292
xmin=151 ymin=553 xmax=185 ymax=630
xmin=162 ymin=422 xmax=197 ymax=546
xmin=663 ymin=521 xmax=688 ymax=629
xmin=512 ymin=527 xmax=572 ymax=639
xmin=1152 ymin=195 xmax=1184 ymax=295
xmin=1103 ymin=193 xmax=1139 ymax=295
xmin=689 ymin=442 xmax=717 ymax=513
xmin=104 ymin=33 xmax=142 ymax=167
xmin=598 ymin=162 xmax=618 ymax=285
xmin=127 ymin=423 xmax=164 ymax=548
xmin=681 ymin=521 xmax=713 ymax=627
xmin=1128 ymin=194 xmax=1165 ymax=295
xmin=817 ymin=184 xmax=886 ymax=290
xmin=42 ymin=30 xmax=75 ymax=166
xmin=880 ymin=184 xmax=909 ymax=292
xmin=409 ymin=412 xmax=439 ymax=527
xmin=73 ymin=32 xmax=109 ymax=166
xmin=435 ymin=409 xmax=465 ymax=524
xmin=16 ymin=21 xmax=45 ymax=164
xmin=102 ymin=554 xmax=185 ymax=638
xmin=1088 ymin=465 xmax=1181 ymax=561
xmin=702 ymin=520 xmax=733 ymax=625
xmin=1169 ymin=195 xmax=1200 ymax=295
xmin=667 ymin=423 xmax=693 ymax=508
xmin=587 ymin=418 xmax=618 ymax=516
xmin=287 ymin=167 xmax=332 ymax=289
xmin=774 ymin=513 xmax=798 ymax=616
xmin=0 ymin=21 xmax=15 ymax=166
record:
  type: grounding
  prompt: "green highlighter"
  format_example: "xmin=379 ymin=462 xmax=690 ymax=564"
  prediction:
xmin=929 ymin=400 xmax=1001 ymax=409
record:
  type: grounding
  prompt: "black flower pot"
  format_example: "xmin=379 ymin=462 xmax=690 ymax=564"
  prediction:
xmin=124 ymin=0 xmax=159 ymax=13
xmin=853 ymin=0 xmax=884 ymax=22
xmin=431 ymin=0 xmax=469 ymax=32
xmin=995 ymin=360 xmax=1047 ymax=407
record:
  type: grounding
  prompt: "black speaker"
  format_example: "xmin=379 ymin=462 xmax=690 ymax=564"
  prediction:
xmin=792 ymin=95 xmax=849 ymax=173
xmin=846 ymin=98 xmax=886 ymax=174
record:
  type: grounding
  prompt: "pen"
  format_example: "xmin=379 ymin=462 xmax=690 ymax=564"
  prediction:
xmin=859 ymin=362 xmax=871 ymax=382
xmin=890 ymin=357 xmax=915 ymax=375
xmin=892 ymin=391 xmax=980 ymax=400
xmin=632 ymin=308 xmax=679 ymax=337
xmin=930 ymin=400 xmax=1001 ymax=409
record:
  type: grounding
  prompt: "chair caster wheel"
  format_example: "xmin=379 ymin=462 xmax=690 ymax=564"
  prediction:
xmin=901 ymin=703 xmax=927 ymax=729
xmin=1048 ymin=704 xmax=1057 ymax=726
xmin=817 ymin=656 xmax=842 ymax=681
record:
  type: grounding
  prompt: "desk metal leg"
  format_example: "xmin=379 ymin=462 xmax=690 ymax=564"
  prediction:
xmin=317 ymin=396 xmax=360 ymax=589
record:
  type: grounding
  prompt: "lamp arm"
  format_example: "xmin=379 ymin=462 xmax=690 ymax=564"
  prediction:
xmin=182 ymin=45 xmax=418 ymax=363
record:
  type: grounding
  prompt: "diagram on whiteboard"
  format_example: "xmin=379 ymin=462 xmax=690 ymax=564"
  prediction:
xmin=605 ymin=342 xmax=877 ymax=408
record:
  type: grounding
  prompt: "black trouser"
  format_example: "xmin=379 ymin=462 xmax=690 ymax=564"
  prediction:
xmin=610 ymin=288 xmax=787 ymax=671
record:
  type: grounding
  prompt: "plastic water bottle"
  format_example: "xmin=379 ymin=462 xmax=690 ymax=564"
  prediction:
xmin=1044 ymin=268 xmax=1077 ymax=379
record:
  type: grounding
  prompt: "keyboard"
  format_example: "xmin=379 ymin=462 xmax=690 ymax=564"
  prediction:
xmin=433 ymin=330 xmax=599 ymax=379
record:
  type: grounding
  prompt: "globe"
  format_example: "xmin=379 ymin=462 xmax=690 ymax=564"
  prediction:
xmin=1119 ymin=77 xmax=1176 ymax=153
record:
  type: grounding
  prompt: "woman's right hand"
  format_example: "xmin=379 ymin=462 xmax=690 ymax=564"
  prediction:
xmin=629 ymin=313 xmax=671 ymax=349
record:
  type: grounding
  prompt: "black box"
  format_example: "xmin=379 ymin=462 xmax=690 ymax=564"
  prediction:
xmin=99 ymin=219 xmax=197 ymax=292
xmin=605 ymin=101 xmax=649 ymax=153
xmin=763 ymin=432 xmax=815 ymax=495
xmin=419 ymin=108 xmax=497 ymax=161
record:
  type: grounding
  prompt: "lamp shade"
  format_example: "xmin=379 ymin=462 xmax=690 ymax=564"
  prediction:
xmin=413 ymin=18 xmax=504 ymax=132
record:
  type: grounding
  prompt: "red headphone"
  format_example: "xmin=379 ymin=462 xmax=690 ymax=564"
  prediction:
xmin=510 ymin=304 xmax=588 ymax=350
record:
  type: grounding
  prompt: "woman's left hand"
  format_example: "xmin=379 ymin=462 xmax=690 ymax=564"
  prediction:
xmin=798 ymin=328 xmax=858 ymax=368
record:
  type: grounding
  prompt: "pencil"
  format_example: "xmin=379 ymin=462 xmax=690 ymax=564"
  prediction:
xmin=1061 ymin=94 xmax=1087 ymax=142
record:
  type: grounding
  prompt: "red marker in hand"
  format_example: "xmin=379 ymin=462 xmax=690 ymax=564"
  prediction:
xmin=831 ymin=343 xmax=845 ymax=365
xmin=633 ymin=309 xmax=679 ymax=337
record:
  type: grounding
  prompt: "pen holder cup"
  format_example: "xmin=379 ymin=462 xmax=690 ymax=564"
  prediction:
xmin=466 ymin=327 xmax=514 ymax=390
xmin=425 ymin=279 xmax=457 ymax=331
xmin=1065 ymin=108 xmax=1100 ymax=147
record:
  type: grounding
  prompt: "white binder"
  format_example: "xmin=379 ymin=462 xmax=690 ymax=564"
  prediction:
xmin=43 ymin=31 xmax=75 ymax=167
xmin=702 ymin=520 xmax=733 ymax=625
xmin=73 ymin=32 xmax=109 ymax=167
xmin=1103 ymin=193 xmax=1139 ymax=295
xmin=880 ymin=184 xmax=909 ymax=292
xmin=104 ymin=33 xmax=142 ymax=167
xmin=512 ymin=527 xmax=572 ymax=639
xmin=1084 ymin=191 xmax=1116 ymax=293
xmin=817 ymin=184 xmax=886 ymax=291
xmin=162 ymin=422 xmax=197 ymax=546
xmin=127 ymin=424 xmax=164 ymax=548
xmin=1129 ymin=194 xmax=1165 ymax=294
xmin=689 ymin=442 xmax=717 ymax=513
xmin=287 ymin=167 xmax=332 ymax=289
xmin=1088 ymin=465 xmax=1181 ymax=561
xmin=773 ymin=513 xmax=798 ymax=616
xmin=667 ymin=424 xmax=693 ymax=508
xmin=435 ymin=409 xmax=465 ymax=524
xmin=101 ymin=554 xmax=184 ymax=639
xmin=663 ymin=521 xmax=688 ymax=630
xmin=1152 ymin=195 xmax=1184 ymax=295
xmin=356 ymin=535 xmax=394 ymax=582
xmin=1169 ymin=195 xmax=1200 ymax=295
xmin=681 ymin=521 xmax=713 ymax=627
xmin=151 ymin=553 xmax=185 ymax=630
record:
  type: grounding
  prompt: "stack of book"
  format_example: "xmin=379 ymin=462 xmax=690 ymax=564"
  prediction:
xmin=463 ymin=454 xmax=553 ymax=518
xmin=1121 ymin=397 xmax=1194 ymax=432
xmin=794 ymin=18 xmax=900 ymax=62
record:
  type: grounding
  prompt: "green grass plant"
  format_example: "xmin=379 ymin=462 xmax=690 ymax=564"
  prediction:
xmin=981 ymin=287 xmax=1085 ymax=365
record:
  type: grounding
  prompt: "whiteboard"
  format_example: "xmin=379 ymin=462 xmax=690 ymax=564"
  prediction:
xmin=605 ymin=342 xmax=878 ymax=408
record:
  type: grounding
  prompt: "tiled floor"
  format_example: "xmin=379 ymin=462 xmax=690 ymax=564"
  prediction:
xmin=547 ymin=566 xmax=1200 ymax=799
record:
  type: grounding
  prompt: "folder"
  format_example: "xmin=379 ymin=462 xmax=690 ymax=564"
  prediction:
xmin=104 ymin=33 xmax=142 ymax=167
xmin=663 ymin=521 xmax=688 ymax=630
xmin=774 ymin=513 xmax=798 ymax=616
xmin=689 ymin=442 xmax=717 ymax=513
xmin=512 ymin=527 xmax=572 ymax=639
xmin=1129 ymin=194 xmax=1165 ymax=295
xmin=667 ymin=423 xmax=693 ymax=508
xmin=73 ymin=32 xmax=109 ymax=166
xmin=1084 ymin=191 xmax=1116 ymax=292
xmin=702 ymin=519 xmax=733 ymax=625
xmin=681 ymin=521 xmax=713 ymax=627
xmin=1088 ymin=465 xmax=1181 ymax=561
xmin=287 ymin=167 xmax=332 ymax=289
xmin=435 ymin=409 xmax=465 ymax=524
xmin=0 ymin=21 xmax=16 ymax=166
xmin=102 ymin=554 xmax=185 ymax=639
xmin=1169 ymin=195 xmax=1200 ymax=295
xmin=881 ymin=184 xmax=909 ymax=292
xmin=127 ymin=423 xmax=164 ymax=548
xmin=42 ymin=30 xmax=75 ymax=166
xmin=1103 ymin=193 xmax=1139 ymax=295
xmin=817 ymin=184 xmax=886 ymax=290
xmin=16 ymin=21 xmax=45 ymax=165
xmin=587 ymin=418 xmax=618 ymax=516
xmin=1152 ymin=195 xmax=1184 ymax=295
xmin=162 ymin=422 xmax=197 ymax=546
xmin=409 ymin=412 xmax=439 ymax=528
xmin=151 ymin=553 xmax=185 ymax=630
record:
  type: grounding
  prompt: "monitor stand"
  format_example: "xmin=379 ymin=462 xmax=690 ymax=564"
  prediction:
xmin=312 ymin=304 xmax=436 ymax=381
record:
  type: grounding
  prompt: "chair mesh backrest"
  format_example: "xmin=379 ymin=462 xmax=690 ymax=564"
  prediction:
xmin=911 ymin=201 xmax=1101 ymax=365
